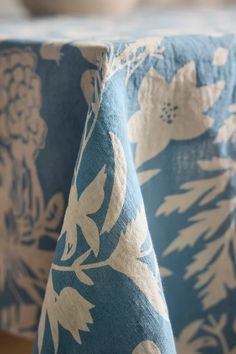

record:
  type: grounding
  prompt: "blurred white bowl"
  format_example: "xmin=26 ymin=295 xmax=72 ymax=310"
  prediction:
xmin=22 ymin=0 xmax=138 ymax=16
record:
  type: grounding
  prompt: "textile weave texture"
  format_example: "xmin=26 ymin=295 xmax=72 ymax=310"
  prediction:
xmin=0 ymin=10 xmax=236 ymax=354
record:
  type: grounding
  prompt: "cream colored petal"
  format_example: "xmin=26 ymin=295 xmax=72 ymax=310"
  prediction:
xmin=160 ymin=267 xmax=173 ymax=278
xmin=44 ymin=192 xmax=64 ymax=229
xmin=213 ymin=47 xmax=229 ymax=66
xmin=132 ymin=341 xmax=161 ymax=354
xmin=172 ymin=111 xmax=214 ymax=141
xmin=79 ymin=45 xmax=106 ymax=66
xmin=228 ymin=104 xmax=236 ymax=113
xmin=60 ymin=184 xmax=79 ymax=260
xmin=199 ymin=80 xmax=225 ymax=113
xmin=135 ymin=127 xmax=170 ymax=168
xmin=128 ymin=111 xmax=170 ymax=167
xmin=61 ymin=166 xmax=106 ymax=259
xmin=128 ymin=109 xmax=170 ymax=168
xmin=101 ymin=133 xmax=126 ymax=234
xmin=138 ymin=67 xmax=167 ymax=104
xmin=81 ymin=69 xmax=97 ymax=105
xmin=78 ymin=166 xmax=106 ymax=215
xmin=138 ymin=168 xmax=160 ymax=186
xmin=129 ymin=68 xmax=173 ymax=167
xmin=55 ymin=287 xmax=94 ymax=343
xmin=128 ymin=111 xmax=143 ymax=144
xmin=40 ymin=42 xmax=64 ymax=64
xmin=171 ymin=78 xmax=217 ymax=140
xmin=198 ymin=157 xmax=236 ymax=172
xmin=214 ymin=115 xmax=236 ymax=143
xmin=171 ymin=64 xmax=224 ymax=140
xmin=79 ymin=216 xmax=100 ymax=256
xmin=172 ymin=61 xmax=197 ymax=88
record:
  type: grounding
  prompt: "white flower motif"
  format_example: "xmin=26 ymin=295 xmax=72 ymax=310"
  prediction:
xmin=128 ymin=62 xmax=225 ymax=168
xmin=132 ymin=340 xmax=161 ymax=354
xmin=214 ymin=104 xmax=236 ymax=143
xmin=38 ymin=272 xmax=94 ymax=354
xmin=213 ymin=47 xmax=229 ymax=66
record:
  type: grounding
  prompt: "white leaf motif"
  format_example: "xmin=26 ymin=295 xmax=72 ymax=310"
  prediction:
xmin=60 ymin=184 xmax=78 ymax=260
xmin=158 ymin=175 xmax=229 ymax=216
xmin=109 ymin=207 xmax=168 ymax=321
xmin=198 ymin=157 xmax=236 ymax=172
xmin=73 ymin=250 xmax=94 ymax=285
xmin=81 ymin=69 xmax=97 ymax=105
xmin=157 ymin=158 xmax=234 ymax=216
xmin=214 ymin=115 xmax=236 ymax=143
xmin=74 ymin=269 xmax=94 ymax=286
xmin=61 ymin=166 xmax=106 ymax=260
xmin=164 ymin=199 xmax=236 ymax=256
xmin=176 ymin=320 xmax=217 ymax=354
xmin=138 ymin=168 xmax=160 ymax=186
xmin=187 ymin=223 xmax=236 ymax=309
xmin=132 ymin=340 xmax=161 ymax=354
xmin=160 ymin=154 xmax=236 ymax=310
xmin=160 ymin=267 xmax=173 ymax=277
xmin=44 ymin=192 xmax=64 ymax=229
xmin=213 ymin=47 xmax=228 ymax=66
xmin=101 ymin=132 xmax=126 ymax=234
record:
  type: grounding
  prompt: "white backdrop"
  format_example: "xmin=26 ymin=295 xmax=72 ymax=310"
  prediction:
xmin=0 ymin=0 xmax=27 ymax=16
xmin=0 ymin=0 xmax=234 ymax=18
xmin=140 ymin=0 xmax=234 ymax=7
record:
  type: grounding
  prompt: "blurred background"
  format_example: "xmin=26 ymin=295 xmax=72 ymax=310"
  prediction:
xmin=0 ymin=0 xmax=235 ymax=17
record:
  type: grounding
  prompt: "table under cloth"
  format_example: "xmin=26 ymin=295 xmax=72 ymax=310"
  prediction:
xmin=0 ymin=9 xmax=236 ymax=354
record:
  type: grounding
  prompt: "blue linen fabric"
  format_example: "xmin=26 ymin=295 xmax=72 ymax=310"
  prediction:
xmin=0 ymin=10 xmax=236 ymax=354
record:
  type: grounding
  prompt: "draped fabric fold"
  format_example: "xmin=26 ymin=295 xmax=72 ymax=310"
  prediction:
xmin=34 ymin=41 xmax=176 ymax=354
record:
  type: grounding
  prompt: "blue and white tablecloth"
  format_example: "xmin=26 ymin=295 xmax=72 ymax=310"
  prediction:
xmin=0 ymin=10 xmax=236 ymax=354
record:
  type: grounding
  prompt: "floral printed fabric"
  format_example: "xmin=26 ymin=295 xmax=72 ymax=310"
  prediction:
xmin=0 ymin=11 xmax=236 ymax=354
